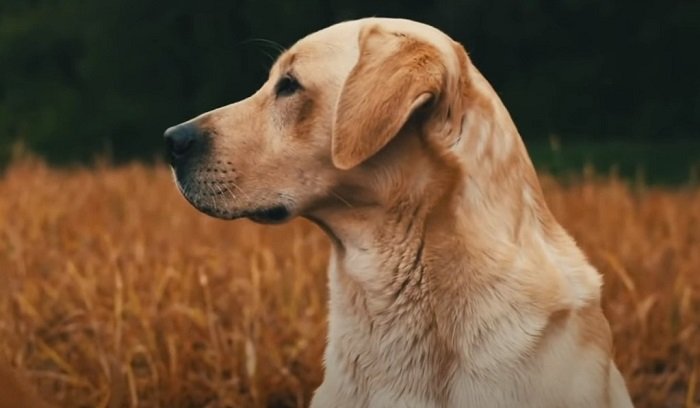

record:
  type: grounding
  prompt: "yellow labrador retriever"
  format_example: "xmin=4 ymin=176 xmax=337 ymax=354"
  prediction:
xmin=165 ymin=17 xmax=633 ymax=408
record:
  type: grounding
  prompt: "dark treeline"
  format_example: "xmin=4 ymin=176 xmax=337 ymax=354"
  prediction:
xmin=1 ymin=0 xmax=698 ymax=164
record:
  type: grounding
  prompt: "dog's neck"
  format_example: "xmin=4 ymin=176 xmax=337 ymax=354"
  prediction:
xmin=307 ymin=151 xmax=453 ymax=311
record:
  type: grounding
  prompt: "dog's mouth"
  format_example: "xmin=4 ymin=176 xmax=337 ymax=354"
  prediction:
xmin=244 ymin=206 xmax=291 ymax=224
xmin=171 ymin=168 xmax=294 ymax=224
xmin=189 ymin=200 xmax=292 ymax=224
xmin=184 ymin=191 xmax=292 ymax=224
xmin=174 ymin=184 xmax=291 ymax=225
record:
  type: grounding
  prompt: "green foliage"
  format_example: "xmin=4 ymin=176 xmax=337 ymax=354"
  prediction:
xmin=0 ymin=0 xmax=698 ymax=165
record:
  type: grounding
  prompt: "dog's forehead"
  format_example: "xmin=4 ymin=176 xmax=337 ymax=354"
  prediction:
xmin=277 ymin=20 xmax=362 ymax=77
xmin=278 ymin=18 xmax=457 ymax=78
xmin=267 ymin=21 xmax=360 ymax=88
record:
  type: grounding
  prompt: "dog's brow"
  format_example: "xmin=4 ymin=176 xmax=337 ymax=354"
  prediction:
xmin=274 ymin=51 xmax=297 ymax=74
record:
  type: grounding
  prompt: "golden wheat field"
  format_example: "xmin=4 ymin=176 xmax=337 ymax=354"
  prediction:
xmin=0 ymin=158 xmax=698 ymax=408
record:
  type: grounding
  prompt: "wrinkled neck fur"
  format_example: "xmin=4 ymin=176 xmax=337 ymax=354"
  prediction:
xmin=306 ymin=128 xmax=459 ymax=307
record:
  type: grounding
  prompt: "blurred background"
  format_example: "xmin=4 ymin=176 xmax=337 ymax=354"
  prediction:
xmin=0 ymin=0 xmax=698 ymax=182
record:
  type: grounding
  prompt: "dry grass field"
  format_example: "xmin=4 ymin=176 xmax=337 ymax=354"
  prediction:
xmin=0 ymin=158 xmax=699 ymax=408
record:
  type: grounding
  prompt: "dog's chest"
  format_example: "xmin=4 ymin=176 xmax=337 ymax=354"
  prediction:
xmin=321 ymin=306 xmax=607 ymax=408
xmin=318 ymin=259 xmax=608 ymax=407
xmin=325 ymin=300 xmax=450 ymax=406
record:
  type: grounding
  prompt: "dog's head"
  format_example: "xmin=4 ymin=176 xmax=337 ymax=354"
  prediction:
xmin=165 ymin=18 xmax=472 ymax=223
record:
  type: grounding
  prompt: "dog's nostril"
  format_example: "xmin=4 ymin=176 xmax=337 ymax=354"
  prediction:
xmin=164 ymin=122 xmax=200 ymax=162
xmin=169 ymin=136 xmax=192 ymax=155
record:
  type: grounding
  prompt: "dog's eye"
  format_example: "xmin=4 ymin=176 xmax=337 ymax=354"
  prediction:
xmin=275 ymin=74 xmax=301 ymax=97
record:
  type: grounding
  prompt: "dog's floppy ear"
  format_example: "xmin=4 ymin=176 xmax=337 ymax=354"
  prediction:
xmin=331 ymin=24 xmax=445 ymax=170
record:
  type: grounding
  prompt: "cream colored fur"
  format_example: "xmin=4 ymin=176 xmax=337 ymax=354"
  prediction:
xmin=170 ymin=17 xmax=634 ymax=408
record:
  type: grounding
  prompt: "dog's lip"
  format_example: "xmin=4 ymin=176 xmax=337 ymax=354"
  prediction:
xmin=172 ymin=170 xmax=293 ymax=223
xmin=245 ymin=205 xmax=292 ymax=224
xmin=187 ymin=203 xmax=292 ymax=224
xmin=186 ymin=202 xmax=292 ymax=223
xmin=186 ymin=198 xmax=293 ymax=224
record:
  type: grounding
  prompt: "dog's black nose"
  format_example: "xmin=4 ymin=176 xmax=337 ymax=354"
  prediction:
xmin=164 ymin=122 xmax=200 ymax=163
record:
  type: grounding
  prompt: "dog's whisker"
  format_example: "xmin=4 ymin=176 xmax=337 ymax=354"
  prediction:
xmin=260 ymin=50 xmax=278 ymax=65
xmin=213 ymin=183 xmax=226 ymax=197
xmin=230 ymin=182 xmax=251 ymax=201
xmin=212 ymin=185 xmax=223 ymax=212
xmin=237 ymin=38 xmax=285 ymax=66
xmin=330 ymin=189 xmax=353 ymax=209
xmin=204 ymin=183 xmax=219 ymax=212
xmin=182 ymin=179 xmax=192 ymax=200
xmin=238 ymin=38 xmax=286 ymax=54
xmin=222 ymin=184 xmax=236 ymax=202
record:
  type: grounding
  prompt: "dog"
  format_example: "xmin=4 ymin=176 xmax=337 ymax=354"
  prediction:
xmin=165 ymin=17 xmax=633 ymax=408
